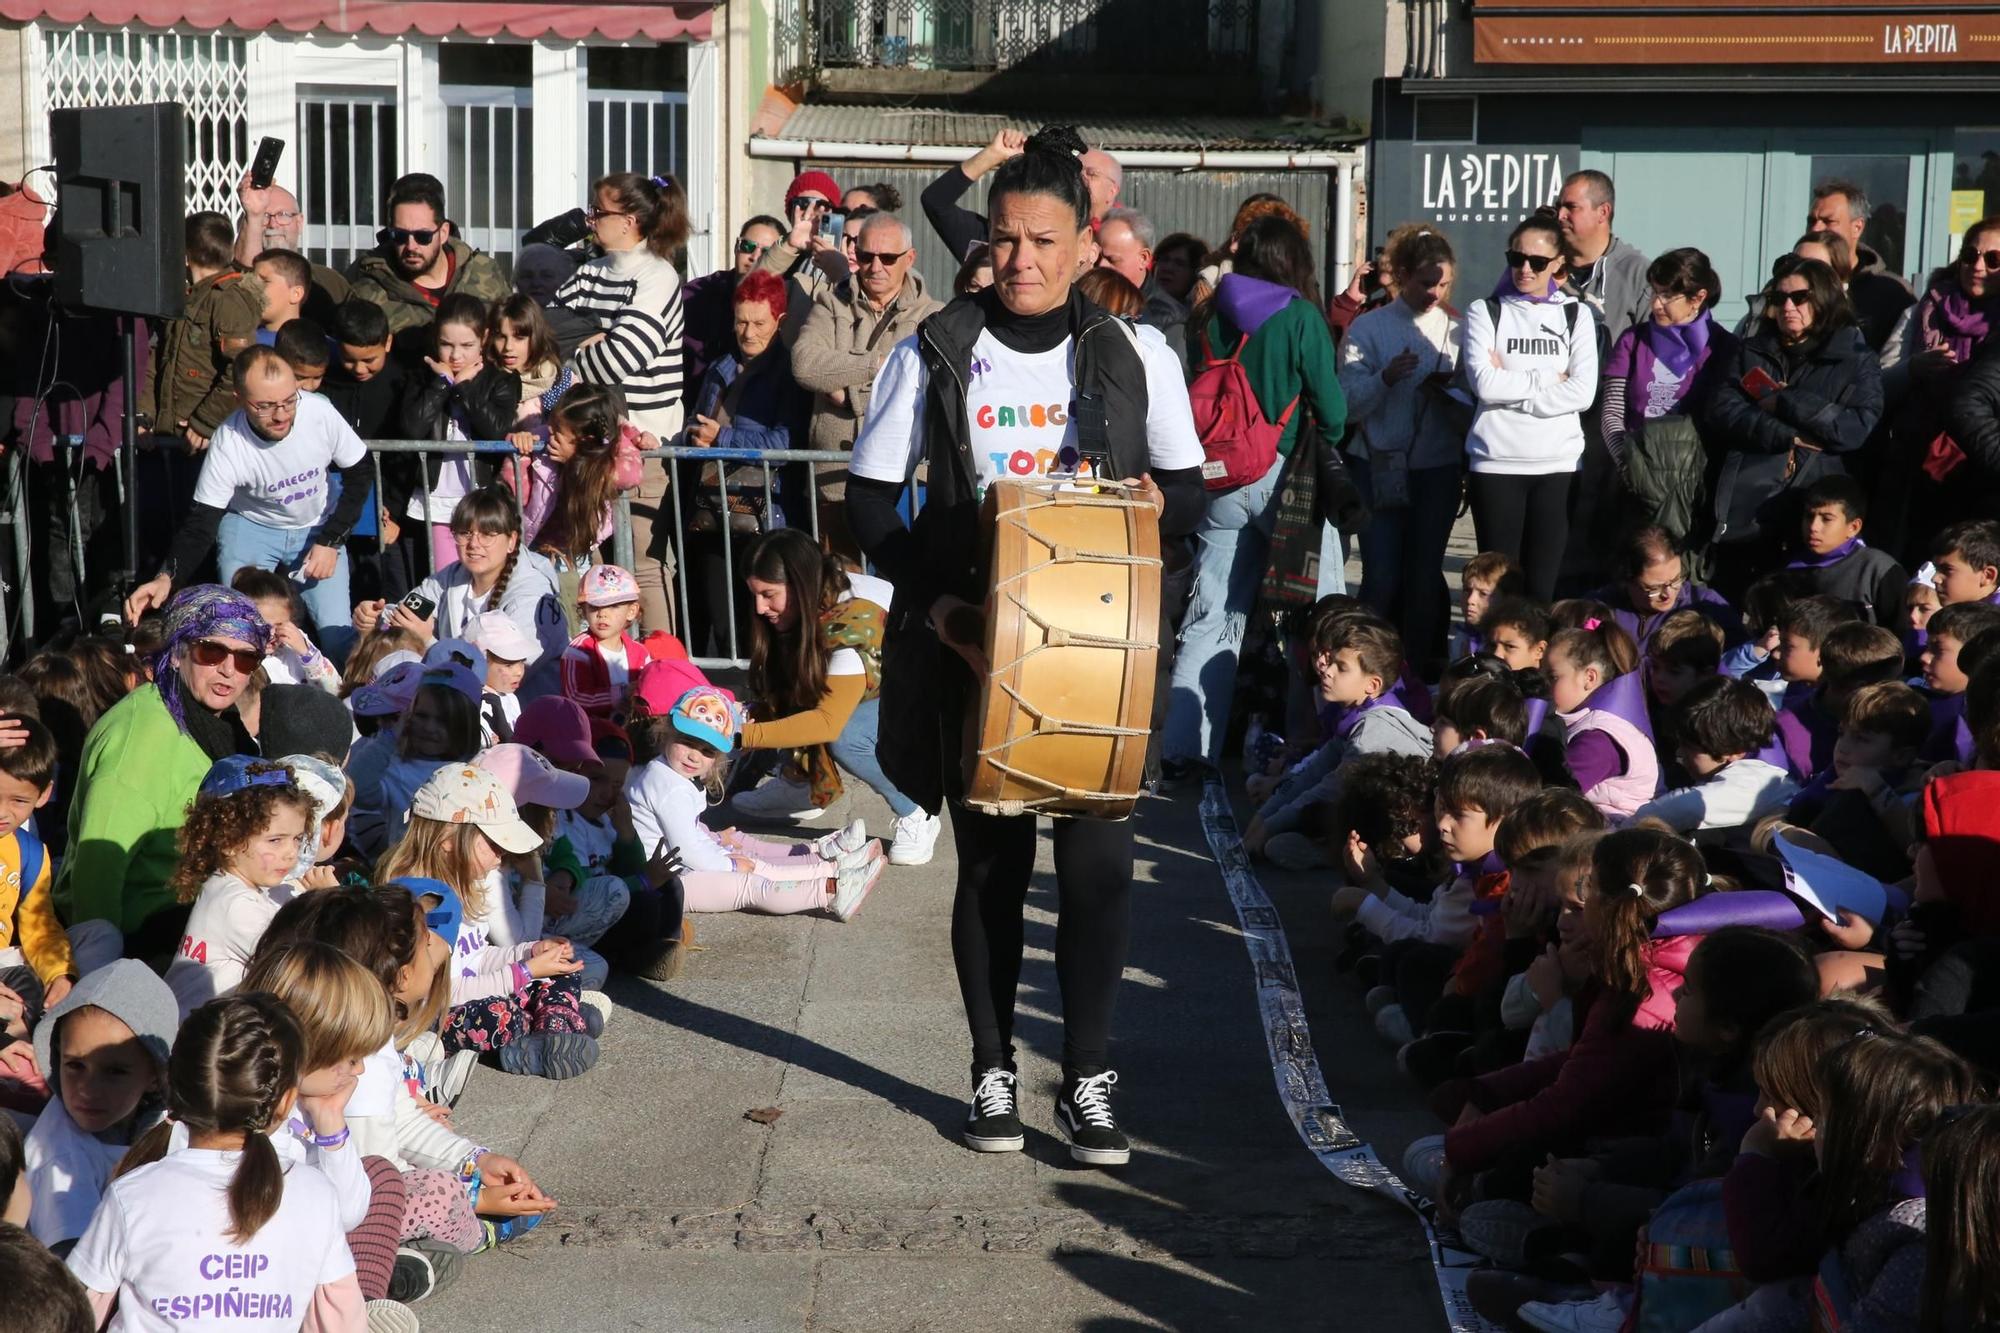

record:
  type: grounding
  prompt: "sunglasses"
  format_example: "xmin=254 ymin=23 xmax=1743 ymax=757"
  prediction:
xmin=1964 ymin=248 xmax=2000 ymax=270
xmin=586 ymin=206 xmax=631 ymax=223
xmin=377 ymin=226 xmax=439 ymax=247
xmin=1772 ymin=289 xmax=1814 ymax=308
xmin=191 ymin=639 xmax=262 ymax=673
xmin=1505 ymin=250 xmax=1557 ymax=273
xmin=855 ymin=248 xmax=909 ymax=269
xmin=735 ymin=237 xmax=765 ymax=255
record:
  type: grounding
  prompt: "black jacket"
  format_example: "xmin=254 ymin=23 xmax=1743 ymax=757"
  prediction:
xmin=1943 ymin=338 xmax=2000 ymax=510
xmin=1849 ymin=246 xmax=1916 ymax=354
xmin=1700 ymin=324 xmax=1884 ymax=544
xmin=1802 ymin=544 xmax=1909 ymax=626
xmin=845 ymin=289 xmax=1203 ymax=812
xmin=385 ymin=364 xmax=521 ymax=517
xmin=919 ymin=166 xmax=988 ymax=267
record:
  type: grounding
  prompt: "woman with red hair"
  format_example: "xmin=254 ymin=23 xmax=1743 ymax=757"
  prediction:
xmin=681 ymin=269 xmax=812 ymax=656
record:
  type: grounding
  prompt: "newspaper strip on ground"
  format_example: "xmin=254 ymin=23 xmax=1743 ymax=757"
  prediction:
xmin=1199 ymin=776 xmax=1504 ymax=1333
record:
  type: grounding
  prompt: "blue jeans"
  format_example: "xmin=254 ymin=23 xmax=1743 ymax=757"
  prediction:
xmin=217 ymin=511 xmax=355 ymax=662
xmin=1351 ymin=456 xmax=1462 ymax=670
xmin=829 ymin=694 xmax=919 ymax=818
xmin=1163 ymin=454 xmax=1286 ymax=767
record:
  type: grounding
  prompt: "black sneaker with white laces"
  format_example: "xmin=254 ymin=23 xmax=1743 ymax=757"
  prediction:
xmin=962 ymin=1065 xmax=1025 ymax=1152
xmin=1056 ymin=1070 xmax=1131 ymax=1166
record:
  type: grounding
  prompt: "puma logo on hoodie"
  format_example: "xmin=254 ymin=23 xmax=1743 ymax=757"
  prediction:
xmin=1465 ymin=291 xmax=1602 ymax=476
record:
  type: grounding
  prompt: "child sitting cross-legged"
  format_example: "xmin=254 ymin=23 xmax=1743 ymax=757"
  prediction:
xmin=1783 ymin=680 xmax=1931 ymax=886
xmin=627 ymin=686 xmax=883 ymax=922
xmin=1483 ymin=927 xmax=1821 ymax=1329
xmin=1244 ymin=613 xmax=1432 ymax=864
xmin=1396 ymin=790 xmax=1605 ymax=1091
xmin=1928 ymin=517 xmax=2000 ymax=608
xmin=1769 ymin=593 xmax=1862 ymax=778
xmin=1544 ymin=617 xmax=1659 ymax=819
xmin=1789 ymin=473 xmax=1908 ymax=625
xmin=1333 ymin=744 xmax=1544 ymax=1047
xmin=1642 ymin=608 xmax=1727 ymax=786
xmin=1918 ymin=600 xmax=2000 ymax=763
xmin=1627 ymin=675 xmax=1798 ymax=837
xmin=1406 ymin=829 xmax=1712 ymax=1231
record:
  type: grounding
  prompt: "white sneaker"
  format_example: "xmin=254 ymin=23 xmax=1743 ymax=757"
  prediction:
xmin=732 ymin=773 xmax=824 ymax=821
xmin=832 ymin=857 xmax=885 ymax=921
xmin=430 ymin=1050 xmax=479 ymax=1108
xmin=1518 ymin=1291 xmax=1630 ymax=1333
xmin=404 ymin=1031 xmax=445 ymax=1086
xmin=814 ymin=819 xmax=869 ymax=860
xmin=887 ymin=809 xmax=942 ymax=866
xmin=366 ymin=1299 xmax=420 ymax=1333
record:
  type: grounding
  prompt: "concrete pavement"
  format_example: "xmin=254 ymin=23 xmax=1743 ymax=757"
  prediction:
xmin=424 ymin=770 xmax=1450 ymax=1332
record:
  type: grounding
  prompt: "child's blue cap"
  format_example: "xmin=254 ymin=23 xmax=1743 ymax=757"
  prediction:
xmin=393 ymin=875 xmax=463 ymax=944
xmin=669 ymin=686 xmax=740 ymax=755
xmin=199 ymin=755 xmax=296 ymax=799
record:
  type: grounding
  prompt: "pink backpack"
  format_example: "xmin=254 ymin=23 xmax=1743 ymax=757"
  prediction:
xmin=1189 ymin=331 xmax=1298 ymax=490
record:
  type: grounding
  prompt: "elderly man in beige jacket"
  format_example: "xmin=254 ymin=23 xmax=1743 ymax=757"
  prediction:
xmin=788 ymin=212 xmax=941 ymax=555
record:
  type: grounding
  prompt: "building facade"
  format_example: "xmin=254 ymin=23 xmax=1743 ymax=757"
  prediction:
xmin=0 ymin=2 xmax=727 ymax=276
xmin=1365 ymin=0 xmax=2000 ymax=319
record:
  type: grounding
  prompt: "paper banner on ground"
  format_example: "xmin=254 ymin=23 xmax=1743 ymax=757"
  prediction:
xmin=1200 ymin=779 xmax=1505 ymax=1333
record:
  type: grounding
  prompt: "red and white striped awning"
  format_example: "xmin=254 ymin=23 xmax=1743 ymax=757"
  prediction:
xmin=6 ymin=0 xmax=715 ymax=42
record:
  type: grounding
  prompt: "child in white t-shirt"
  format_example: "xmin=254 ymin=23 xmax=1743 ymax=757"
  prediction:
xmin=560 ymin=564 xmax=650 ymax=724
xmin=66 ymin=992 xmax=367 ymax=1332
xmin=163 ymin=759 xmax=317 ymax=1020
xmin=626 ymin=686 xmax=881 ymax=922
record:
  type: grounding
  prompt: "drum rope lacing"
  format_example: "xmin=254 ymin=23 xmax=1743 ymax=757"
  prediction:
xmin=973 ymin=490 xmax=1164 ymax=815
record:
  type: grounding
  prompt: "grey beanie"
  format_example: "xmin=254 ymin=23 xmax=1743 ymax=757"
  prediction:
xmin=33 ymin=959 xmax=179 ymax=1084
xmin=258 ymin=683 xmax=355 ymax=766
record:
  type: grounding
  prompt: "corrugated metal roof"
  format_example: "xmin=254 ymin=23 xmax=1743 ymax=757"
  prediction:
xmin=765 ymin=104 xmax=1362 ymax=153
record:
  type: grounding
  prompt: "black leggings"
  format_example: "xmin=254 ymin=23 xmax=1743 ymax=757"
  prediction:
xmin=949 ymin=803 xmax=1133 ymax=1079
xmin=1467 ymin=470 xmax=1573 ymax=602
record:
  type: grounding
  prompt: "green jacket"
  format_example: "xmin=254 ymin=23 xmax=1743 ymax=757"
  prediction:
xmin=1201 ymin=297 xmax=1347 ymax=456
xmin=54 ymin=685 xmax=212 ymax=937
xmin=345 ymin=239 xmax=510 ymax=338
xmin=144 ymin=267 xmax=265 ymax=436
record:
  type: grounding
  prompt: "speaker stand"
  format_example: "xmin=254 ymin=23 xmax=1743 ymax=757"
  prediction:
xmin=118 ymin=315 xmax=139 ymax=599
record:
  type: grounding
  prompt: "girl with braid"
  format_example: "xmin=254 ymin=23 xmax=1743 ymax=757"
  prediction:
xmin=67 ymin=993 xmax=369 ymax=1331
xmin=353 ymin=487 xmax=569 ymax=700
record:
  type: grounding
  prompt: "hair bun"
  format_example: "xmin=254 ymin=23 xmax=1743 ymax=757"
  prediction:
xmin=1023 ymin=125 xmax=1088 ymax=160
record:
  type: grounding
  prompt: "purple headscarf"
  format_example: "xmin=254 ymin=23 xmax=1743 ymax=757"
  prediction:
xmin=155 ymin=585 xmax=271 ymax=733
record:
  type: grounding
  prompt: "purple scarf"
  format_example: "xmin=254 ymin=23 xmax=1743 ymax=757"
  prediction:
xmin=1567 ymin=669 xmax=1657 ymax=742
xmin=1788 ymin=536 xmax=1864 ymax=570
xmin=1640 ymin=310 xmax=1714 ymax=377
xmin=1492 ymin=275 xmax=1562 ymax=305
xmin=1917 ymin=279 xmax=1994 ymax=364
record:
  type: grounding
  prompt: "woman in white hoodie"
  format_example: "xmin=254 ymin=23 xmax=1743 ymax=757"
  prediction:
xmin=1463 ymin=211 xmax=1601 ymax=600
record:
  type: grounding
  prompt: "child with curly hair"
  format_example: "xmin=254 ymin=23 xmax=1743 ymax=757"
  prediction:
xmin=161 ymin=757 xmax=316 ymax=1019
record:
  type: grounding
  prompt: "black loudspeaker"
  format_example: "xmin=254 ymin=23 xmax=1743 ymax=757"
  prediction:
xmin=51 ymin=102 xmax=185 ymax=320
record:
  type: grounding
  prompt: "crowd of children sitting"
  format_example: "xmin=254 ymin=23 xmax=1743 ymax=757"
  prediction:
xmin=0 ymin=477 xmax=893 ymax=1329
xmin=1242 ymin=477 xmax=2000 ymax=1332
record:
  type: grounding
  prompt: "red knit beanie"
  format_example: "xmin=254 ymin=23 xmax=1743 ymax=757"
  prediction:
xmin=785 ymin=170 xmax=842 ymax=209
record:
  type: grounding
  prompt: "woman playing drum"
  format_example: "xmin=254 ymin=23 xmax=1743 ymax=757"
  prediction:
xmin=844 ymin=126 xmax=1207 ymax=1166
xmin=738 ymin=528 xmax=944 ymax=865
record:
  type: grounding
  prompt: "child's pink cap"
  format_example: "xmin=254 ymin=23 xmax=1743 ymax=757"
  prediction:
xmin=475 ymin=743 xmax=590 ymax=812
xmin=511 ymin=695 xmax=597 ymax=771
xmin=579 ymin=564 xmax=641 ymax=608
xmin=633 ymin=656 xmax=713 ymax=719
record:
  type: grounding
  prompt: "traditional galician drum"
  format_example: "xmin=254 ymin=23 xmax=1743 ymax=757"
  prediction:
xmin=962 ymin=477 xmax=1162 ymax=820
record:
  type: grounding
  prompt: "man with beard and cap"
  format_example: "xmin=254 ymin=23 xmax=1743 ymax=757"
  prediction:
xmin=57 ymin=587 xmax=268 ymax=972
xmin=233 ymin=171 xmax=349 ymax=325
xmin=513 ymin=242 xmax=596 ymax=359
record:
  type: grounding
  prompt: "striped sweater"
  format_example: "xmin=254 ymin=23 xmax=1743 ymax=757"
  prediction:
xmin=557 ymin=246 xmax=686 ymax=438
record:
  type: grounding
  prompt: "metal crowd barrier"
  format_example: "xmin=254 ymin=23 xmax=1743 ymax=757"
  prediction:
xmin=35 ymin=435 xmax=908 ymax=673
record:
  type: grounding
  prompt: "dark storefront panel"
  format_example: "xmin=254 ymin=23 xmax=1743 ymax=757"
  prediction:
xmin=1371 ymin=83 xmax=1974 ymax=324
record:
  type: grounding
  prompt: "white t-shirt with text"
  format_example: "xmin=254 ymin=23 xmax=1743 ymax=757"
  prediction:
xmin=849 ymin=323 xmax=1203 ymax=499
xmin=163 ymin=873 xmax=282 ymax=1020
xmin=193 ymin=392 xmax=367 ymax=531
xmin=66 ymin=1147 xmax=355 ymax=1333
